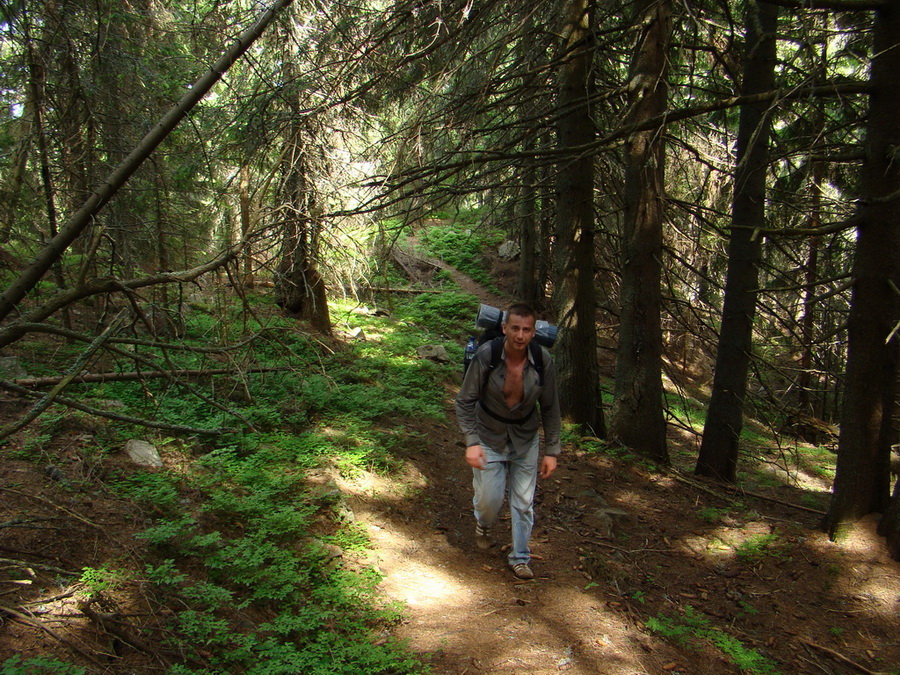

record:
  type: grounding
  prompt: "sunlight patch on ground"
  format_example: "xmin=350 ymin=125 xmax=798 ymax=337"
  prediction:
xmin=306 ymin=461 xmax=428 ymax=502
xmin=806 ymin=516 xmax=900 ymax=621
xmin=369 ymin=518 xmax=658 ymax=675
xmin=380 ymin=558 xmax=471 ymax=607
xmin=755 ymin=457 xmax=832 ymax=492
xmin=677 ymin=533 xmax=736 ymax=560
xmin=365 ymin=522 xmax=476 ymax=609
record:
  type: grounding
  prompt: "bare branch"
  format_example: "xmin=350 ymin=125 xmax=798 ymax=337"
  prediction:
xmin=0 ymin=0 xmax=295 ymax=322
xmin=0 ymin=244 xmax=240 ymax=350
xmin=0 ymin=380 xmax=236 ymax=438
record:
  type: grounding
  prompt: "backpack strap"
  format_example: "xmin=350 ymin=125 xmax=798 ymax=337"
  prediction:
xmin=482 ymin=336 xmax=544 ymax=388
xmin=529 ymin=341 xmax=544 ymax=387
xmin=477 ymin=337 xmax=545 ymax=424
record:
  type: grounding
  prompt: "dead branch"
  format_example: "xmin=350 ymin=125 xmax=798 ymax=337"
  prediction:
xmin=11 ymin=321 xmax=273 ymax=353
xmin=0 ymin=557 xmax=77 ymax=576
xmin=0 ymin=380 xmax=237 ymax=437
xmin=366 ymin=286 xmax=443 ymax=294
xmin=0 ymin=488 xmax=108 ymax=532
xmin=0 ymin=245 xmax=240 ymax=350
xmin=667 ymin=468 xmax=827 ymax=516
xmin=12 ymin=366 xmax=291 ymax=388
xmin=798 ymin=637 xmax=887 ymax=675
xmin=0 ymin=604 xmax=104 ymax=667
xmin=78 ymin=598 xmax=171 ymax=667
xmin=11 ymin=364 xmax=289 ymax=436
xmin=0 ymin=313 xmax=124 ymax=439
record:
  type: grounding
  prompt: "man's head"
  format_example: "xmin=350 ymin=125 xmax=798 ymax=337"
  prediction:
xmin=502 ymin=303 xmax=537 ymax=355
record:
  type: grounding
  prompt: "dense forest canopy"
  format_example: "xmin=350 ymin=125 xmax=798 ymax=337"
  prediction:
xmin=0 ymin=0 xmax=898 ymax=600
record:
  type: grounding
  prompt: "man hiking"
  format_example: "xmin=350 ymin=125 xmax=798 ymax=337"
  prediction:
xmin=455 ymin=303 xmax=561 ymax=579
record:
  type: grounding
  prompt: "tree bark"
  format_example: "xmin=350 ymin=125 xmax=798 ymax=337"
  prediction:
xmin=272 ymin=10 xmax=332 ymax=336
xmin=0 ymin=0 xmax=294 ymax=323
xmin=696 ymin=1 xmax=778 ymax=482
xmin=552 ymin=0 xmax=604 ymax=436
xmin=239 ymin=164 xmax=255 ymax=287
xmin=516 ymin=13 xmax=544 ymax=309
xmin=825 ymin=0 xmax=900 ymax=539
xmin=609 ymin=0 xmax=671 ymax=464
xmin=517 ymin=158 xmax=539 ymax=307
xmin=880 ymin=473 xmax=900 ymax=560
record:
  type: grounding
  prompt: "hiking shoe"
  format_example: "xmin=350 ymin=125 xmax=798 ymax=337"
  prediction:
xmin=475 ymin=523 xmax=492 ymax=550
xmin=512 ymin=563 xmax=534 ymax=580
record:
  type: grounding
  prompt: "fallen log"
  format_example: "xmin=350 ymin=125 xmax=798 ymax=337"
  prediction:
xmin=13 ymin=366 xmax=291 ymax=389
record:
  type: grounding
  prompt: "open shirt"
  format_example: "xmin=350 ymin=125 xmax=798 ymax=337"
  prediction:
xmin=455 ymin=339 xmax=561 ymax=457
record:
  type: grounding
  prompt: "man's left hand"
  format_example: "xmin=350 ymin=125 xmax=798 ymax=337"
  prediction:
xmin=539 ymin=455 xmax=557 ymax=479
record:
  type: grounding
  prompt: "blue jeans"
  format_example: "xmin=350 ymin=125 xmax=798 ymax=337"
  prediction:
xmin=472 ymin=435 xmax=540 ymax=566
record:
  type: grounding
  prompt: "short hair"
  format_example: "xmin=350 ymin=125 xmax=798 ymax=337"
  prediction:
xmin=504 ymin=303 xmax=537 ymax=323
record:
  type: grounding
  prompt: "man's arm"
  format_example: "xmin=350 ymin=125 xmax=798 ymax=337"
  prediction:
xmin=538 ymin=347 xmax=562 ymax=457
xmin=456 ymin=348 xmax=489 ymax=469
xmin=540 ymin=455 xmax=557 ymax=479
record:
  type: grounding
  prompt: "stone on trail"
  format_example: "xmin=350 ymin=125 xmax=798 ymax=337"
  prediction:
xmin=498 ymin=240 xmax=520 ymax=260
xmin=124 ymin=439 xmax=163 ymax=468
xmin=417 ymin=345 xmax=451 ymax=363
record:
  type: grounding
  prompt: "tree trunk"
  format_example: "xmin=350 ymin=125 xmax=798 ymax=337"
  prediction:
xmin=552 ymin=0 xmax=604 ymax=436
xmin=798 ymin=162 xmax=823 ymax=414
xmin=273 ymin=154 xmax=331 ymax=334
xmin=516 ymin=13 xmax=544 ymax=309
xmin=239 ymin=164 xmax=255 ymax=287
xmin=609 ymin=0 xmax=671 ymax=464
xmin=825 ymin=1 xmax=900 ymax=539
xmin=517 ymin=158 xmax=539 ymax=307
xmin=696 ymin=1 xmax=777 ymax=482
xmin=880 ymin=473 xmax=900 ymax=560
xmin=273 ymin=15 xmax=332 ymax=336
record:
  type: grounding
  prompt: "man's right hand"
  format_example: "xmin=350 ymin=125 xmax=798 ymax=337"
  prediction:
xmin=465 ymin=444 xmax=486 ymax=470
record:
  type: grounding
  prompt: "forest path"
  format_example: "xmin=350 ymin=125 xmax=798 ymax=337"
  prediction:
xmin=347 ymin=258 xmax=662 ymax=673
xmin=339 ymin=255 xmax=900 ymax=675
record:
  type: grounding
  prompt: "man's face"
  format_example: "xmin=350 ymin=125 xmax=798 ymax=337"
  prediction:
xmin=502 ymin=313 xmax=536 ymax=353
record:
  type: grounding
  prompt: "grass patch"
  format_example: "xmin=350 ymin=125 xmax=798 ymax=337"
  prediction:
xmin=735 ymin=533 xmax=790 ymax=565
xmin=647 ymin=605 xmax=781 ymax=674
xmin=417 ymin=218 xmax=503 ymax=291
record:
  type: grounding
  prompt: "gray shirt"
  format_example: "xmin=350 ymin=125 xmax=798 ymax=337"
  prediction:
xmin=455 ymin=339 xmax=562 ymax=456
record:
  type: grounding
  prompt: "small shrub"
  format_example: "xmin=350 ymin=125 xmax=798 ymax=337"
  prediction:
xmin=647 ymin=605 xmax=780 ymax=674
xmin=735 ymin=533 xmax=788 ymax=564
xmin=1 ymin=656 xmax=86 ymax=675
xmin=697 ymin=507 xmax=726 ymax=523
xmin=79 ymin=565 xmax=129 ymax=599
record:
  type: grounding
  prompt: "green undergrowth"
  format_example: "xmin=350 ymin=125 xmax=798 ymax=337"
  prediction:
xmin=646 ymin=605 xmax=781 ymax=674
xmin=5 ymin=291 xmax=487 ymax=674
xmin=415 ymin=214 xmax=504 ymax=291
xmin=111 ymin=436 xmax=421 ymax=674
xmin=113 ymin=294 xmax=475 ymax=672
xmin=1 ymin=655 xmax=87 ymax=675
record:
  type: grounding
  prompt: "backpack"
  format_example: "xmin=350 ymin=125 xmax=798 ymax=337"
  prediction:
xmin=462 ymin=304 xmax=554 ymax=386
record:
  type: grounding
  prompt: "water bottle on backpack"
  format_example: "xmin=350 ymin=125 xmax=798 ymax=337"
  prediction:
xmin=463 ymin=336 xmax=478 ymax=373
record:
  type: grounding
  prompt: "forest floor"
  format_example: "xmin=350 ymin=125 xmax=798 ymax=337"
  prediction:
xmin=350 ymin=254 xmax=900 ymax=674
xmin=1 ymin=253 xmax=898 ymax=674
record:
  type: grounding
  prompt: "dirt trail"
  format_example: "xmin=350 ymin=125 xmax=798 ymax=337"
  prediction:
xmin=354 ymin=263 xmax=654 ymax=673
xmin=348 ymin=426 xmax=665 ymax=674
xmin=340 ymin=263 xmax=900 ymax=675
